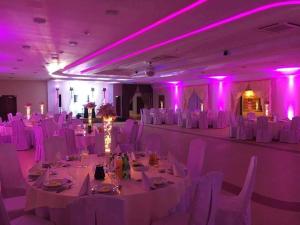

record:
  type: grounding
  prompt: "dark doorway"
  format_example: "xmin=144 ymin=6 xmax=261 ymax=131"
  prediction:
xmin=158 ymin=95 xmax=165 ymax=108
xmin=115 ymin=96 xmax=121 ymax=116
xmin=136 ymin=96 xmax=144 ymax=114
xmin=0 ymin=95 xmax=17 ymax=121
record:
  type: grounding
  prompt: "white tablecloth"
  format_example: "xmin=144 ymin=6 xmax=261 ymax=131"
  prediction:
xmin=25 ymin=154 xmax=187 ymax=225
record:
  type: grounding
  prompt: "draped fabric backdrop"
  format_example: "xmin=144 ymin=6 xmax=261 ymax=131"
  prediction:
xmin=182 ymin=85 xmax=208 ymax=110
xmin=230 ymin=79 xmax=271 ymax=115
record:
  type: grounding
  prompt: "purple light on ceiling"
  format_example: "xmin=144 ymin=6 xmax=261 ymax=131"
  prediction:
xmin=218 ymin=81 xmax=224 ymax=111
xmin=81 ymin=1 xmax=300 ymax=73
xmin=287 ymin=75 xmax=296 ymax=119
xmin=209 ymin=75 xmax=227 ymax=80
xmin=275 ymin=67 xmax=300 ymax=74
xmin=62 ymin=0 xmax=207 ymax=72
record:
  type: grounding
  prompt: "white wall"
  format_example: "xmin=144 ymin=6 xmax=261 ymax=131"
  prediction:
xmin=0 ymin=80 xmax=48 ymax=114
xmin=47 ymin=80 xmax=113 ymax=115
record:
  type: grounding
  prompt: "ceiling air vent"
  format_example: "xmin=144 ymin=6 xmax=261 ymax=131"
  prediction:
xmin=258 ymin=22 xmax=299 ymax=33
xmin=151 ymin=55 xmax=178 ymax=62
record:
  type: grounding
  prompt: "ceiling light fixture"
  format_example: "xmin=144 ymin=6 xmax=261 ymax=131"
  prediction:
xmin=33 ymin=17 xmax=47 ymax=24
xmin=80 ymin=1 xmax=300 ymax=74
xmin=62 ymin=0 xmax=207 ymax=72
xmin=22 ymin=45 xmax=31 ymax=49
xmin=69 ymin=41 xmax=78 ymax=47
xmin=209 ymin=76 xmax=227 ymax=80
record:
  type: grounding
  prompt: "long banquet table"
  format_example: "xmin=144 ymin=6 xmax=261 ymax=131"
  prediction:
xmin=25 ymin=154 xmax=187 ymax=225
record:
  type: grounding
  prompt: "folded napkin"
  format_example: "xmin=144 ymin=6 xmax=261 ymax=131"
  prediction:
xmin=79 ymin=174 xmax=90 ymax=196
xmin=142 ymin=172 xmax=153 ymax=191
xmin=173 ymin=160 xmax=187 ymax=178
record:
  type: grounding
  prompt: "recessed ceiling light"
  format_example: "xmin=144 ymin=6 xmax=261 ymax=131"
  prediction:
xmin=17 ymin=58 xmax=23 ymax=62
xmin=69 ymin=41 xmax=78 ymax=46
xmin=12 ymin=67 xmax=18 ymax=70
xmin=83 ymin=31 xmax=91 ymax=36
xmin=45 ymin=62 xmax=50 ymax=65
xmin=22 ymin=45 xmax=31 ymax=49
xmin=58 ymin=50 xmax=64 ymax=54
xmin=33 ymin=17 xmax=47 ymax=24
xmin=105 ymin=9 xmax=119 ymax=16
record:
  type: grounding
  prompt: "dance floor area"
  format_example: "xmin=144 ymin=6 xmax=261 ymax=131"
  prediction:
xmin=16 ymin=123 xmax=300 ymax=225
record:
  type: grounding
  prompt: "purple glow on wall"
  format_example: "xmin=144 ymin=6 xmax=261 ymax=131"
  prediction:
xmin=287 ymin=75 xmax=296 ymax=119
xmin=218 ymin=81 xmax=224 ymax=111
xmin=81 ymin=1 xmax=300 ymax=73
xmin=276 ymin=67 xmax=300 ymax=74
xmin=63 ymin=0 xmax=207 ymax=72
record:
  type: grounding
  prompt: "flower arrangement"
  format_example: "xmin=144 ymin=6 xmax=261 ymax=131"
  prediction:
xmin=25 ymin=103 xmax=32 ymax=107
xmin=85 ymin=102 xmax=96 ymax=108
xmin=97 ymin=103 xmax=116 ymax=119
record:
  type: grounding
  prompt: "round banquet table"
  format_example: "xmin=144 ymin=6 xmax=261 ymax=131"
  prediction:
xmin=25 ymin=154 xmax=187 ymax=225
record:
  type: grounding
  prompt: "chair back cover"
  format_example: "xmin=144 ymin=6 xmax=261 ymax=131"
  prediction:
xmin=238 ymin=156 xmax=257 ymax=210
xmin=0 ymin=194 xmax=11 ymax=225
xmin=185 ymin=111 xmax=192 ymax=129
xmin=247 ymin=112 xmax=256 ymax=120
xmin=198 ymin=112 xmax=208 ymax=129
xmin=11 ymin=119 xmax=30 ymax=150
xmin=190 ymin=172 xmax=223 ymax=225
xmin=291 ymin=116 xmax=300 ymax=130
xmin=68 ymin=195 xmax=125 ymax=225
xmin=7 ymin=113 xmax=13 ymax=122
xmin=41 ymin=118 xmax=58 ymax=138
xmin=187 ymin=138 xmax=206 ymax=178
xmin=58 ymin=112 xmax=67 ymax=128
xmin=33 ymin=126 xmax=45 ymax=161
xmin=257 ymin=116 xmax=268 ymax=129
xmin=165 ymin=109 xmax=175 ymax=125
xmin=94 ymin=131 xmax=104 ymax=155
xmin=58 ymin=128 xmax=77 ymax=155
xmin=44 ymin=136 xmax=68 ymax=162
xmin=0 ymin=144 xmax=25 ymax=197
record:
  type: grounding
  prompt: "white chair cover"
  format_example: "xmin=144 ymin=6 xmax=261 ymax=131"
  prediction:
xmin=44 ymin=136 xmax=68 ymax=162
xmin=58 ymin=128 xmax=77 ymax=155
xmin=11 ymin=120 xmax=31 ymax=151
xmin=229 ymin=114 xmax=238 ymax=138
xmin=279 ymin=116 xmax=300 ymax=143
xmin=198 ymin=112 xmax=208 ymax=129
xmin=152 ymin=172 xmax=223 ymax=225
xmin=0 ymin=144 xmax=26 ymax=197
xmin=187 ymin=138 xmax=206 ymax=178
xmin=216 ymin=156 xmax=257 ymax=225
xmin=153 ymin=110 xmax=162 ymax=125
xmin=177 ymin=111 xmax=184 ymax=127
xmin=213 ymin=111 xmax=227 ymax=129
xmin=236 ymin=116 xmax=254 ymax=140
xmin=256 ymin=116 xmax=272 ymax=143
xmin=165 ymin=109 xmax=175 ymax=125
xmin=7 ymin=113 xmax=13 ymax=122
xmin=57 ymin=112 xmax=67 ymax=128
xmin=33 ymin=126 xmax=45 ymax=162
xmin=142 ymin=109 xmax=152 ymax=124
xmin=144 ymin=133 xmax=162 ymax=155
xmin=41 ymin=119 xmax=58 ymax=138
xmin=185 ymin=112 xmax=192 ymax=129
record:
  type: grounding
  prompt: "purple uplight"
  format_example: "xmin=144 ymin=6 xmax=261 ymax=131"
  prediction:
xmin=63 ymin=0 xmax=207 ymax=72
xmin=81 ymin=1 xmax=300 ymax=73
xmin=218 ymin=81 xmax=224 ymax=111
xmin=287 ymin=75 xmax=296 ymax=120
xmin=168 ymin=81 xmax=179 ymax=84
xmin=275 ymin=67 xmax=300 ymax=74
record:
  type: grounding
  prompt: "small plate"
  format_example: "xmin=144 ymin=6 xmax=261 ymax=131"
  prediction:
xmin=95 ymin=184 xmax=115 ymax=193
xmin=151 ymin=177 xmax=167 ymax=186
xmin=43 ymin=179 xmax=67 ymax=188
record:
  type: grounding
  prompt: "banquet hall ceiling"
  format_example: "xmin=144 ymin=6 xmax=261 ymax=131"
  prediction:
xmin=0 ymin=0 xmax=300 ymax=83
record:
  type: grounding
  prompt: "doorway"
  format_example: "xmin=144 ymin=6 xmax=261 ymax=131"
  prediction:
xmin=0 ymin=95 xmax=17 ymax=121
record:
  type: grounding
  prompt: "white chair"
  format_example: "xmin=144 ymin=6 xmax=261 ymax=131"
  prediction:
xmin=57 ymin=112 xmax=67 ymax=128
xmin=142 ymin=109 xmax=152 ymax=124
xmin=68 ymin=195 xmax=125 ymax=225
xmin=198 ymin=111 xmax=208 ymax=129
xmin=143 ymin=133 xmax=162 ymax=155
xmin=7 ymin=113 xmax=13 ymax=122
xmin=0 ymin=144 xmax=26 ymax=219
xmin=229 ymin=114 xmax=238 ymax=138
xmin=152 ymin=172 xmax=223 ymax=225
xmin=177 ymin=111 xmax=184 ymax=127
xmin=0 ymin=193 xmax=54 ymax=225
xmin=216 ymin=156 xmax=257 ymax=225
xmin=44 ymin=136 xmax=68 ymax=162
xmin=185 ymin=112 xmax=192 ymax=129
xmin=165 ymin=109 xmax=175 ymax=125
xmin=119 ymin=122 xmax=144 ymax=152
xmin=279 ymin=116 xmax=300 ymax=143
xmin=33 ymin=126 xmax=45 ymax=162
xmin=58 ymin=128 xmax=77 ymax=155
xmin=11 ymin=120 xmax=31 ymax=151
xmin=41 ymin=119 xmax=58 ymax=138
xmin=213 ymin=111 xmax=227 ymax=129
xmin=153 ymin=110 xmax=162 ymax=125
xmin=236 ymin=116 xmax=254 ymax=140
xmin=256 ymin=116 xmax=272 ymax=143
xmin=246 ymin=112 xmax=256 ymax=121
xmin=187 ymin=138 xmax=206 ymax=178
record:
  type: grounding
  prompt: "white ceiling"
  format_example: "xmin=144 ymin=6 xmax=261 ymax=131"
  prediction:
xmin=0 ymin=0 xmax=300 ymax=84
